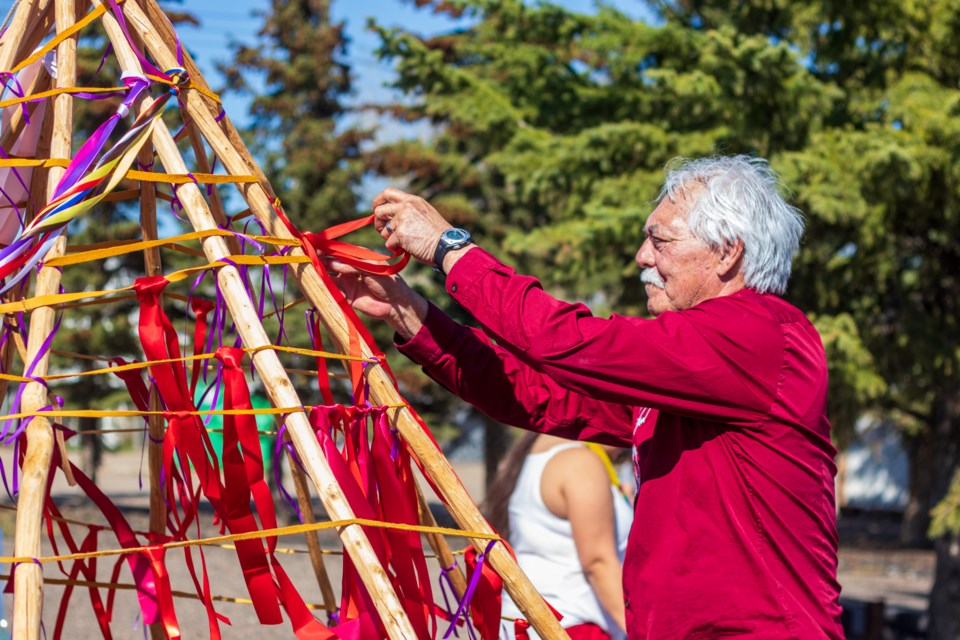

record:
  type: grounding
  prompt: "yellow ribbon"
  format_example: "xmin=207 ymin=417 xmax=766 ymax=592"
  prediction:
xmin=586 ymin=442 xmax=624 ymax=491
xmin=0 ymin=159 xmax=257 ymax=186
xmin=47 ymin=229 xmax=298 ymax=267
xmin=0 ymin=345 xmax=373 ymax=386
xmin=0 ymin=517 xmax=500 ymax=565
xmin=0 ymin=573 xmax=329 ymax=610
xmin=0 ymin=254 xmax=312 ymax=314
xmin=6 ymin=2 xmax=119 ymax=75
xmin=0 ymin=402 xmax=407 ymax=424
xmin=0 ymin=86 xmax=125 ymax=110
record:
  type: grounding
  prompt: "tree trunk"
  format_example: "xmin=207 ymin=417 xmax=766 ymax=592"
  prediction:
xmin=482 ymin=414 xmax=510 ymax=491
xmin=927 ymin=389 xmax=960 ymax=636
xmin=900 ymin=426 xmax=935 ymax=547
xmin=79 ymin=415 xmax=102 ymax=485
xmin=930 ymin=531 xmax=960 ymax=640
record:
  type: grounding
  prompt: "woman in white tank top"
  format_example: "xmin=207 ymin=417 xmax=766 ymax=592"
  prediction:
xmin=484 ymin=432 xmax=633 ymax=640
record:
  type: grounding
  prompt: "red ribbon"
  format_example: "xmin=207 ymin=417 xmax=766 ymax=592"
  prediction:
xmin=308 ymin=405 xmax=439 ymax=638
xmin=134 ymin=276 xmax=336 ymax=638
xmin=218 ymin=346 xmax=337 ymax=639
xmin=273 ymin=205 xmax=456 ymax=511
xmin=40 ymin=436 xmax=180 ymax=638
xmin=272 ymin=205 xmax=410 ymax=404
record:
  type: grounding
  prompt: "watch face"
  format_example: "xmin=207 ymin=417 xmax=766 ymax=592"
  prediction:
xmin=443 ymin=228 xmax=471 ymax=244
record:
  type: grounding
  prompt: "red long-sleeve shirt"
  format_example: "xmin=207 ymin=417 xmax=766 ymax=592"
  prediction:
xmin=398 ymin=249 xmax=843 ymax=639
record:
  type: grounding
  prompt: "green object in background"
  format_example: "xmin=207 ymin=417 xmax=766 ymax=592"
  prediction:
xmin=196 ymin=391 xmax=276 ymax=474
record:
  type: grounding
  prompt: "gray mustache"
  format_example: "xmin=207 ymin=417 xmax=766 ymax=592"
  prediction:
xmin=641 ymin=268 xmax=665 ymax=289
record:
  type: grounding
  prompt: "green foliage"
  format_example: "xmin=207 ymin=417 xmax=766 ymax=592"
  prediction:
xmin=367 ymin=1 xmax=960 ymax=580
xmin=809 ymin=313 xmax=887 ymax=448
xmin=220 ymin=0 xmax=368 ymax=229
xmin=930 ymin=469 xmax=960 ymax=537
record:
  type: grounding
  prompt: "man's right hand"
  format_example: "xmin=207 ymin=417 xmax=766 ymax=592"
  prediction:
xmin=325 ymin=259 xmax=429 ymax=341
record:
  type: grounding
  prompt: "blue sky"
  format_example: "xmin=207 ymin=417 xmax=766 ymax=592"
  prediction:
xmin=176 ymin=0 xmax=652 ymax=124
xmin=1 ymin=0 xmax=653 ymax=204
xmin=2 ymin=0 xmax=653 ymax=124
xmin=171 ymin=0 xmax=654 ymax=204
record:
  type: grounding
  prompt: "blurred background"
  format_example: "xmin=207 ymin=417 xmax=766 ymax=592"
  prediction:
xmin=2 ymin=0 xmax=958 ymax=638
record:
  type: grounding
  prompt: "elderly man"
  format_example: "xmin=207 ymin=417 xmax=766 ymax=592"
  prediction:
xmin=331 ymin=156 xmax=843 ymax=638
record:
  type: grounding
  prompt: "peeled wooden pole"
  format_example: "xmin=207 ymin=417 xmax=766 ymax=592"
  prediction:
xmin=12 ymin=1 xmax=77 ymax=638
xmin=133 ymin=83 xmax=169 ymax=640
xmin=284 ymin=442 xmax=339 ymax=616
xmin=0 ymin=0 xmax=41 ymax=72
xmin=123 ymin=1 xmax=568 ymax=636
xmin=25 ymin=103 xmax=54 ymax=216
xmin=137 ymin=0 xmax=273 ymax=194
xmin=0 ymin=68 xmax=51 ymax=155
xmin=416 ymin=482 xmax=468 ymax=599
xmin=95 ymin=5 xmax=416 ymax=637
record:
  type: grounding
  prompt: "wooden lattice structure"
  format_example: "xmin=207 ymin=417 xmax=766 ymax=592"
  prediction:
xmin=0 ymin=0 xmax=570 ymax=637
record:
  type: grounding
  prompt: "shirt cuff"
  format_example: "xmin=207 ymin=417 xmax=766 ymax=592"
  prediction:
xmin=395 ymin=302 xmax=463 ymax=366
xmin=445 ymin=247 xmax=509 ymax=308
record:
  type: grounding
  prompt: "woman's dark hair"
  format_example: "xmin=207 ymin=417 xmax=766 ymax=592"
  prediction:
xmin=481 ymin=431 xmax=539 ymax=543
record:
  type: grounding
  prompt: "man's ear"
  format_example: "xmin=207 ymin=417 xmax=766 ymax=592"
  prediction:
xmin=716 ymin=239 xmax=744 ymax=279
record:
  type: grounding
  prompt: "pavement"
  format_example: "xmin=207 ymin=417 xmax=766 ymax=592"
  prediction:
xmin=0 ymin=449 xmax=935 ymax=639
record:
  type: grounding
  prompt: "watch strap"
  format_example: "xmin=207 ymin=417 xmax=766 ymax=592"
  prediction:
xmin=433 ymin=229 xmax=473 ymax=274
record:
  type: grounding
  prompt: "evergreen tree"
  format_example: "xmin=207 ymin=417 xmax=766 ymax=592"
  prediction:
xmin=219 ymin=0 xmax=470 ymax=447
xmin=220 ymin=0 xmax=367 ymax=229
xmin=370 ymin=0 xmax=960 ymax=631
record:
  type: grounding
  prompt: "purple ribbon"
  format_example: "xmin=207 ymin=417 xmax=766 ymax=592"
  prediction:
xmin=273 ymin=424 xmax=304 ymax=521
xmin=53 ymin=74 xmax=150 ymax=200
xmin=0 ymin=72 xmax=30 ymax=124
xmin=437 ymin=560 xmax=462 ymax=638
xmin=104 ymin=0 xmax=170 ymax=81
xmin=2 ymin=306 xmax=64 ymax=444
xmin=442 ymin=540 xmax=498 ymax=640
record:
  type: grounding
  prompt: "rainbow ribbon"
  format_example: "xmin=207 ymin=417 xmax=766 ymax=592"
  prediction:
xmin=0 ymin=68 xmax=188 ymax=294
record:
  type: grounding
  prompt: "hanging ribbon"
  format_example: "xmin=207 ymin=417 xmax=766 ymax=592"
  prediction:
xmin=217 ymin=345 xmax=338 ymax=639
xmin=38 ymin=433 xmax=178 ymax=638
xmin=272 ymin=203 xmax=409 ymax=403
xmin=0 ymin=69 xmax=187 ymax=294
xmin=308 ymin=405 xmax=441 ymax=638
xmin=135 ymin=275 xmax=338 ymax=639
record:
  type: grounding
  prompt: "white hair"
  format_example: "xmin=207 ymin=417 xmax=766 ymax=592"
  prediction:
xmin=658 ymin=155 xmax=804 ymax=295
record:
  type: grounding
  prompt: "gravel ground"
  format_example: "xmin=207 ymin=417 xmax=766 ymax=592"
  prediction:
xmin=0 ymin=451 xmax=935 ymax=639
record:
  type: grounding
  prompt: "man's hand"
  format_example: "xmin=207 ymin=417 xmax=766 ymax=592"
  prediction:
xmin=325 ymin=259 xmax=429 ymax=341
xmin=372 ymin=188 xmax=452 ymax=266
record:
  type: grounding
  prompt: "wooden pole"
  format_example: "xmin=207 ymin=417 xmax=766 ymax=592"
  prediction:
xmin=0 ymin=0 xmax=40 ymax=72
xmin=94 ymin=4 xmax=416 ymax=637
xmin=0 ymin=68 xmax=51 ymax=155
xmin=123 ymin=1 xmax=567 ymax=636
xmin=0 ymin=58 xmax=46 ymax=402
xmin=131 ymin=66 xmax=169 ymax=640
xmin=12 ymin=1 xmax=77 ymax=638
xmin=416 ymin=482 xmax=468 ymax=599
xmin=136 ymin=0 xmax=274 ymax=195
xmin=284 ymin=442 xmax=339 ymax=617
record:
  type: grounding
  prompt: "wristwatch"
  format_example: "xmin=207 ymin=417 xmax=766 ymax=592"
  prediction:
xmin=433 ymin=227 xmax=474 ymax=274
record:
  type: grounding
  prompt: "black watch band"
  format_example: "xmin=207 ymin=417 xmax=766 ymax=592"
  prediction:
xmin=433 ymin=228 xmax=473 ymax=274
